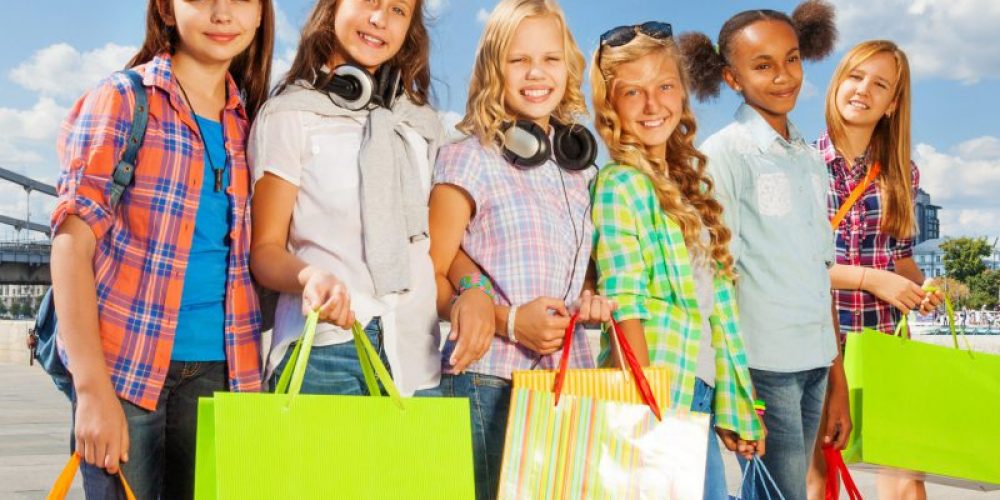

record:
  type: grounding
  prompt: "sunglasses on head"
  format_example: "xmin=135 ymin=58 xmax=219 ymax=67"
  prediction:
xmin=598 ymin=21 xmax=674 ymax=64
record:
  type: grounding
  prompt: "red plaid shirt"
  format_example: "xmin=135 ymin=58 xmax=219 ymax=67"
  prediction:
xmin=52 ymin=53 xmax=262 ymax=410
xmin=818 ymin=132 xmax=919 ymax=336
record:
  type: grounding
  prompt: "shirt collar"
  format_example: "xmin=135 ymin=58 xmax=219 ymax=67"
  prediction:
xmin=735 ymin=102 xmax=806 ymax=152
xmin=142 ymin=52 xmax=247 ymax=119
xmin=818 ymin=130 xmax=870 ymax=178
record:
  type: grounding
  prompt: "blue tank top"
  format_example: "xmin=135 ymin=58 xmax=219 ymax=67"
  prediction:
xmin=172 ymin=115 xmax=231 ymax=361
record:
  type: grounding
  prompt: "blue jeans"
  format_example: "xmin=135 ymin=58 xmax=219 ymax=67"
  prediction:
xmin=74 ymin=361 xmax=227 ymax=500
xmin=439 ymin=372 xmax=510 ymax=500
xmin=691 ymin=378 xmax=729 ymax=500
xmin=270 ymin=317 xmax=442 ymax=396
xmin=739 ymin=367 xmax=829 ymax=500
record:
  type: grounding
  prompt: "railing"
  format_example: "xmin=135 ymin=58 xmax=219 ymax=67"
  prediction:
xmin=0 ymin=166 xmax=56 ymax=239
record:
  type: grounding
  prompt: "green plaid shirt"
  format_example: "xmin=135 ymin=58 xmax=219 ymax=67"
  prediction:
xmin=592 ymin=164 xmax=763 ymax=440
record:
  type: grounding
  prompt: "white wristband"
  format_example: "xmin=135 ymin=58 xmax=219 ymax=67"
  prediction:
xmin=507 ymin=305 xmax=518 ymax=344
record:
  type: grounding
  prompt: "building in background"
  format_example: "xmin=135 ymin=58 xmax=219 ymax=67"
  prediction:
xmin=915 ymin=188 xmax=940 ymax=244
xmin=915 ymin=237 xmax=1000 ymax=279
xmin=0 ymin=284 xmax=45 ymax=318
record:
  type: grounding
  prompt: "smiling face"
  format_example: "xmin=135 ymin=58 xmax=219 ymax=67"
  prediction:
xmin=723 ymin=19 xmax=803 ymax=134
xmin=610 ymin=51 xmax=685 ymax=159
xmin=331 ymin=0 xmax=415 ymax=73
xmin=835 ymin=51 xmax=899 ymax=130
xmin=502 ymin=14 xmax=568 ymax=131
xmin=170 ymin=0 xmax=262 ymax=67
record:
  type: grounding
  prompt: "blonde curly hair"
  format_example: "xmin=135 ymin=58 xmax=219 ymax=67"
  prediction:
xmin=458 ymin=0 xmax=588 ymax=147
xmin=590 ymin=33 xmax=736 ymax=279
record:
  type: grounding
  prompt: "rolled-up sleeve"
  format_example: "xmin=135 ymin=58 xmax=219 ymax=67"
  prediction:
xmin=51 ymin=75 xmax=132 ymax=240
xmin=593 ymin=167 xmax=650 ymax=322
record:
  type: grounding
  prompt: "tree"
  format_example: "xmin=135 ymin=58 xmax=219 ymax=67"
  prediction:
xmin=967 ymin=269 xmax=1000 ymax=309
xmin=0 ymin=300 xmax=7 ymax=318
xmin=927 ymin=276 xmax=971 ymax=308
xmin=940 ymin=237 xmax=990 ymax=282
xmin=13 ymin=297 xmax=34 ymax=319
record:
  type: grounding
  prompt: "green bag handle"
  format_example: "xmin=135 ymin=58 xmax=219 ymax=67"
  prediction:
xmin=893 ymin=285 xmax=971 ymax=352
xmin=274 ymin=311 xmax=405 ymax=409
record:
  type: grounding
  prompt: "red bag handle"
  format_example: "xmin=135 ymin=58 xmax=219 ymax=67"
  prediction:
xmin=823 ymin=444 xmax=862 ymax=500
xmin=551 ymin=313 xmax=662 ymax=420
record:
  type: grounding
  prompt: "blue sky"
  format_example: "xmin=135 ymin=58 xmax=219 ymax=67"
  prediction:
xmin=1 ymin=0 xmax=998 ymax=239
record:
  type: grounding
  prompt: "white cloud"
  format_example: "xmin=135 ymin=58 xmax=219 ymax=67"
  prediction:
xmin=800 ymin=78 xmax=819 ymax=100
xmin=916 ymin=136 xmax=1000 ymax=236
xmin=438 ymin=110 xmax=465 ymax=141
xmin=0 ymin=98 xmax=67 ymax=141
xmin=273 ymin=1 xmax=299 ymax=46
xmin=9 ymin=43 xmax=136 ymax=99
xmin=476 ymin=8 xmax=490 ymax=24
xmin=0 ymin=138 xmax=45 ymax=165
xmin=954 ymin=136 xmax=1000 ymax=161
xmin=831 ymin=0 xmax=1000 ymax=83
xmin=425 ymin=0 xmax=448 ymax=17
xmin=271 ymin=48 xmax=297 ymax=89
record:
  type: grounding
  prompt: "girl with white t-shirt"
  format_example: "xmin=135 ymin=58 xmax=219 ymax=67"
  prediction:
xmin=249 ymin=0 xmax=444 ymax=396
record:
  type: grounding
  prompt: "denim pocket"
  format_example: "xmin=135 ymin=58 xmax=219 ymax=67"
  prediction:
xmin=471 ymin=373 xmax=510 ymax=389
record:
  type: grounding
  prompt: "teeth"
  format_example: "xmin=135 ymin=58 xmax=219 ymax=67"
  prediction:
xmin=641 ymin=119 xmax=664 ymax=128
xmin=359 ymin=32 xmax=385 ymax=46
xmin=522 ymin=89 xmax=551 ymax=97
xmin=849 ymin=100 xmax=869 ymax=110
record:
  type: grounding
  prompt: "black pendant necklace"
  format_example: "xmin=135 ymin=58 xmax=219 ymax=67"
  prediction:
xmin=176 ymin=76 xmax=225 ymax=192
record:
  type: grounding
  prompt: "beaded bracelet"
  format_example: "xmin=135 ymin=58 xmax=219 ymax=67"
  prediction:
xmin=753 ymin=398 xmax=767 ymax=417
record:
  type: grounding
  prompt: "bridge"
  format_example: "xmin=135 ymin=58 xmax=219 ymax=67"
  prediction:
xmin=0 ymin=166 xmax=53 ymax=285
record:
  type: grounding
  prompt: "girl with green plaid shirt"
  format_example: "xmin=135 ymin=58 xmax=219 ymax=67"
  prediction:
xmin=588 ymin=24 xmax=763 ymax=500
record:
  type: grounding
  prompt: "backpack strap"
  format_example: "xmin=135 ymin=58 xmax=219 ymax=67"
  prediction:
xmin=108 ymin=70 xmax=150 ymax=209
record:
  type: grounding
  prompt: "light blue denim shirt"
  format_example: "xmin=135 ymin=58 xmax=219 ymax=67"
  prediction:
xmin=701 ymin=104 xmax=837 ymax=372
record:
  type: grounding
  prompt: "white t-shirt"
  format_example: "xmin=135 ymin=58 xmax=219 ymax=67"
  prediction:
xmin=249 ymin=93 xmax=441 ymax=395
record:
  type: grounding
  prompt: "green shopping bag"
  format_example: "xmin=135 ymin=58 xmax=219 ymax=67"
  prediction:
xmin=843 ymin=293 xmax=1000 ymax=491
xmin=194 ymin=312 xmax=475 ymax=499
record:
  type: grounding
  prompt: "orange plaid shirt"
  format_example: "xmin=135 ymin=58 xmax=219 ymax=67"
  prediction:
xmin=51 ymin=53 xmax=262 ymax=410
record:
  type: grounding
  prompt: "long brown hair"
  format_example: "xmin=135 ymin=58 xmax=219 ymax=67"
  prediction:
xmin=127 ymin=0 xmax=275 ymax=121
xmin=275 ymin=0 xmax=431 ymax=106
xmin=458 ymin=0 xmax=588 ymax=147
xmin=591 ymin=34 xmax=735 ymax=279
xmin=825 ymin=40 xmax=914 ymax=238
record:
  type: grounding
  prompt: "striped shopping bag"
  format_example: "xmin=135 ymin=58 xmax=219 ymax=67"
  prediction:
xmin=497 ymin=315 xmax=711 ymax=499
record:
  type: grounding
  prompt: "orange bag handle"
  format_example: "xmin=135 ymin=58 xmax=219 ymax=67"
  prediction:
xmin=552 ymin=313 xmax=662 ymax=420
xmin=48 ymin=452 xmax=136 ymax=500
xmin=830 ymin=162 xmax=880 ymax=230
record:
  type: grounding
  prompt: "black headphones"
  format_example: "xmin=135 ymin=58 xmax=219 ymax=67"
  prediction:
xmin=320 ymin=63 xmax=403 ymax=111
xmin=501 ymin=119 xmax=597 ymax=171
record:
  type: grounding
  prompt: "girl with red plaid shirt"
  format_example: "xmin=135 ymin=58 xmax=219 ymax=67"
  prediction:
xmin=812 ymin=39 xmax=943 ymax=500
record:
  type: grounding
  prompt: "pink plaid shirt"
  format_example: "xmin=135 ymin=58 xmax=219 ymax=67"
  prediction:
xmin=819 ymin=132 xmax=919 ymax=336
xmin=434 ymin=137 xmax=595 ymax=379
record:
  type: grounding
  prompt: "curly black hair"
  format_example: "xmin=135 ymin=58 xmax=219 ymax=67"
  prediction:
xmin=679 ymin=0 xmax=837 ymax=101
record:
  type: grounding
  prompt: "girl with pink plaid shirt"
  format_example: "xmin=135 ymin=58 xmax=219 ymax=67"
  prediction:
xmin=427 ymin=1 xmax=614 ymax=498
